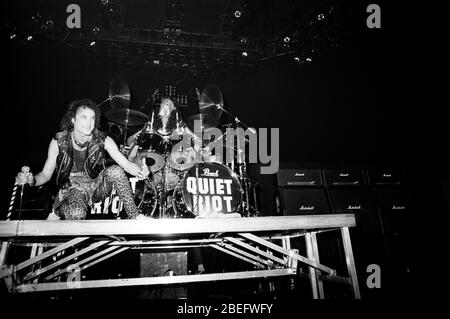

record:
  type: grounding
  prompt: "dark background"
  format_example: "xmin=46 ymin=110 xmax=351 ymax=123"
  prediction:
xmin=2 ymin=1 xmax=448 ymax=211
xmin=1 ymin=0 xmax=449 ymax=301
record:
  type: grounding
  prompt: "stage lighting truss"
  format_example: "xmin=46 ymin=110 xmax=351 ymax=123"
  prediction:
xmin=4 ymin=2 xmax=343 ymax=72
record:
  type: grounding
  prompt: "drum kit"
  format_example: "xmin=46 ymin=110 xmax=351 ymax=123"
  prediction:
xmin=104 ymin=79 xmax=259 ymax=219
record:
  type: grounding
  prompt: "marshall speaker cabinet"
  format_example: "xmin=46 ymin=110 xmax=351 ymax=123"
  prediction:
xmin=371 ymin=188 xmax=415 ymax=257
xmin=277 ymin=169 xmax=330 ymax=215
xmin=279 ymin=188 xmax=331 ymax=215
xmin=327 ymin=188 xmax=379 ymax=232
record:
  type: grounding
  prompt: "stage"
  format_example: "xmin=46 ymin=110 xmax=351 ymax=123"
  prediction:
xmin=0 ymin=214 xmax=360 ymax=299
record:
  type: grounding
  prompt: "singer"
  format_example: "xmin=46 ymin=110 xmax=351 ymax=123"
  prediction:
xmin=15 ymin=99 xmax=150 ymax=220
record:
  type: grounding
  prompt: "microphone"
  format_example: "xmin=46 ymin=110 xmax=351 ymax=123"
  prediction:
xmin=19 ymin=166 xmax=30 ymax=213
xmin=21 ymin=166 xmax=30 ymax=184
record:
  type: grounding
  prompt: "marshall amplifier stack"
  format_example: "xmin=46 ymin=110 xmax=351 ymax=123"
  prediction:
xmin=276 ymin=167 xmax=415 ymax=297
xmin=276 ymin=168 xmax=412 ymax=229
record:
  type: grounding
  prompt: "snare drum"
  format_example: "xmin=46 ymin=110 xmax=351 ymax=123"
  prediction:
xmin=172 ymin=162 xmax=242 ymax=217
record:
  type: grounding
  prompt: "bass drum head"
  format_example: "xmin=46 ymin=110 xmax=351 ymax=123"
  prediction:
xmin=175 ymin=162 xmax=242 ymax=217
xmin=133 ymin=179 xmax=158 ymax=217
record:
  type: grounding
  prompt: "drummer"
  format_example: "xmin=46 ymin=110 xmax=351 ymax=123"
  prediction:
xmin=127 ymin=97 xmax=201 ymax=154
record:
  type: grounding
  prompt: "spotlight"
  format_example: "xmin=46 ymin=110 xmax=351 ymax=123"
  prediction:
xmin=318 ymin=13 xmax=325 ymax=21
xmin=241 ymin=51 xmax=248 ymax=57
xmin=234 ymin=11 xmax=242 ymax=18
xmin=92 ymin=26 xmax=100 ymax=35
xmin=306 ymin=57 xmax=312 ymax=62
xmin=294 ymin=57 xmax=300 ymax=62
xmin=27 ymin=35 xmax=33 ymax=41
xmin=9 ymin=33 xmax=17 ymax=39
xmin=90 ymin=41 xmax=96 ymax=46
xmin=240 ymin=38 xmax=247 ymax=44
xmin=153 ymin=59 xmax=160 ymax=65
xmin=283 ymin=36 xmax=290 ymax=43
xmin=42 ymin=20 xmax=54 ymax=30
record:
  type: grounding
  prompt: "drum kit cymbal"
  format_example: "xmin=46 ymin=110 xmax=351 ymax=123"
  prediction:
xmin=104 ymin=78 xmax=259 ymax=219
xmin=105 ymin=108 xmax=149 ymax=126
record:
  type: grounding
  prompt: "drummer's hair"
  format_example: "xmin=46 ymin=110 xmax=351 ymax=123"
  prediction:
xmin=60 ymin=99 xmax=101 ymax=131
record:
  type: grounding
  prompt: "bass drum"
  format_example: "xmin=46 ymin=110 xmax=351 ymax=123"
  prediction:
xmin=133 ymin=178 xmax=158 ymax=217
xmin=172 ymin=162 xmax=242 ymax=218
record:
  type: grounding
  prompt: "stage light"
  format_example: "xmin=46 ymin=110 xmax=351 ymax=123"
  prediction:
xmin=9 ymin=33 xmax=16 ymax=39
xmin=318 ymin=13 xmax=325 ymax=21
xmin=27 ymin=35 xmax=33 ymax=41
xmin=241 ymin=51 xmax=248 ymax=57
xmin=294 ymin=57 xmax=300 ymax=62
xmin=90 ymin=41 xmax=96 ymax=46
xmin=283 ymin=36 xmax=290 ymax=43
xmin=234 ymin=11 xmax=242 ymax=18
xmin=306 ymin=57 xmax=312 ymax=62
xmin=240 ymin=38 xmax=247 ymax=44
xmin=153 ymin=59 xmax=160 ymax=65
xmin=101 ymin=0 xmax=109 ymax=5
xmin=43 ymin=20 xmax=54 ymax=30
xmin=92 ymin=26 xmax=100 ymax=35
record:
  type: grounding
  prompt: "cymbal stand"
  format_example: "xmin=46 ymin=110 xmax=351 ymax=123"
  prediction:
xmin=234 ymin=123 xmax=251 ymax=217
xmin=122 ymin=110 xmax=130 ymax=147
xmin=193 ymin=119 xmax=203 ymax=217
xmin=216 ymin=104 xmax=256 ymax=217
xmin=159 ymin=141 xmax=171 ymax=219
xmin=251 ymin=179 xmax=260 ymax=216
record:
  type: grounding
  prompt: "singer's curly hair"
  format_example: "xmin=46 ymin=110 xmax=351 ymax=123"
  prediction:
xmin=60 ymin=99 xmax=101 ymax=131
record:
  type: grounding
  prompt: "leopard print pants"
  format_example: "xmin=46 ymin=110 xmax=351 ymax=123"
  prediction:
xmin=57 ymin=165 xmax=139 ymax=220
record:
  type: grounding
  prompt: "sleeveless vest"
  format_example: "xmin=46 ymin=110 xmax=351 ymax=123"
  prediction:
xmin=55 ymin=129 xmax=107 ymax=186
